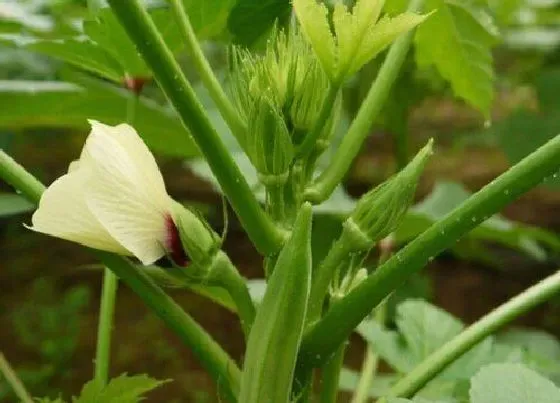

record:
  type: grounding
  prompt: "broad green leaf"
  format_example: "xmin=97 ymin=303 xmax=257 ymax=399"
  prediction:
xmin=0 ymin=193 xmax=33 ymax=217
xmin=83 ymin=8 xmax=149 ymax=77
xmin=183 ymin=0 xmax=236 ymax=39
xmin=470 ymin=364 xmax=560 ymax=403
xmin=497 ymin=329 xmax=560 ymax=383
xmin=0 ymin=76 xmax=197 ymax=158
xmin=414 ymin=0 xmax=498 ymax=115
xmin=228 ymin=0 xmax=292 ymax=46
xmin=494 ymin=111 xmax=560 ymax=189
xmin=75 ymin=373 xmax=169 ymax=403
xmin=357 ymin=299 xmax=494 ymax=380
xmin=395 ymin=181 xmax=556 ymax=264
xmin=82 ymin=7 xmax=182 ymax=78
xmin=0 ymin=34 xmax=123 ymax=82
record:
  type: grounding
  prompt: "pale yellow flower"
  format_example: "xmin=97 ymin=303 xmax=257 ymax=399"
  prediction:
xmin=30 ymin=120 xmax=176 ymax=265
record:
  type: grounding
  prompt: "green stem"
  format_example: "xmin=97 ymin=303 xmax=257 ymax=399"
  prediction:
xmin=94 ymin=268 xmax=118 ymax=386
xmin=106 ymin=0 xmax=285 ymax=255
xmin=351 ymin=345 xmax=378 ymax=403
xmin=296 ymin=83 xmax=341 ymax=158
xmin=0 ymin=151 xmax=45 ymax=201
xmin=298 ymin=132 xmax=560 ymax=370
xmin=351 ymin=304 xmax=387 ymax=403
xmin=0 ymin=353 xmax=34 ymax=403
xmin=308 ymin=229 xmax=355 ymax=323
xmin=0 ymin=156 xmax=241 ymax=400
xmin=319 ymin=342 xmax=347 ymax=403
xmin=267 ymin=184 xmax=286 ymax=223
xmin=168 ymin=0 xmax=245 ymax=139
xmin=215 ymin=252 xmax=256 ymax=338
xmin=305 ymin=0 xmax=425 ymax=203
xmin=98 ymin=253 xmax=240 ymax=401
xmin=380 ymin=268 xmax=560 ymax=401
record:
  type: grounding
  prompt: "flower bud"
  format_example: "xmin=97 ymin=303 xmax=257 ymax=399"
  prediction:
xmin=230 ymin=28 xmax=330 ymax=148
xmin=171 ymin=201 xmax=221 ymax=272
xmin=246 ymin=96 xmax=294 ymax=183
xmin=346 ymin=140 xmax=433 ymax=249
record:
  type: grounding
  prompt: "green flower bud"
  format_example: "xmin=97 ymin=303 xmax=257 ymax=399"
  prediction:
xmin=246 ymin=96 xmax=294 ymax=184
xmin=230 ymin=28 xmax=330 ymax=146
xmin=171 ymin=201 xmax=221 ymax=274
xmin=346 ymin=140 xmax=433 ymax=248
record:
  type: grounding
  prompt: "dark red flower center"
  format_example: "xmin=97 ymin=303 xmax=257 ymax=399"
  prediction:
xmin=165 ymin=214 xmax=188 ymax=267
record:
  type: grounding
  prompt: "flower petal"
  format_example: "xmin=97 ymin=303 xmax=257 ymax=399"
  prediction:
xmin=30 ymin=169 xmax=130 ymax=254
xmin=81 ymin=121 xmax=172 ymax=264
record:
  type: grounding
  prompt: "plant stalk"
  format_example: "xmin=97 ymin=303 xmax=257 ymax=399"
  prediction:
xmin=298 ymin=132 xmax=560 ymax=370
xmin=305 ymin=0 xmax=425 ymax=203
xmin=319 ymin=342 xmax=347 ymax=403
xmin=379 ymin=268 xmax=560 ymax=401
xmin=308 ymin=229 xmax=356 ymax=323
xmin=0 ymin=353 xmax=34 ymax=403
xmin=106 ymin=0 xmax=285 ymax=255
xmin=168 ymin=0 xmax=245 ymax=139
xmin=94 ymin=268 xmax=118 ymax=386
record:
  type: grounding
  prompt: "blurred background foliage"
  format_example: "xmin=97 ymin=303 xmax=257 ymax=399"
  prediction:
xmin=0 ymin=0 xmax=559 ymax=401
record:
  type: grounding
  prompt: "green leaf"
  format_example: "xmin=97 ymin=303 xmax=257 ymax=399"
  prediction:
xmin=0 ymin=193 xmax=33 ymax=217
xmin=228 ymin=0 xmax=292 ymax=45
xmin=395 ymin=181 xmax=556 ymax=264
xmin=497 ymin=329 xmax=560 ymax=383
xmin=470 ymin=364 xmax=560 ymax=403
xmin=0 ymin=34 xmax=124 ymax=82
xmin=414 ymin=0 xmax=498 ymax=115
xmin=183 ymin=0 xmax=236 ymax=39
xmin=75 ymin=373 xmax=169 ymax=403
xmin=81 ymin=7 xmax=182 ymax=78
xmin=83 ymin=8 xmax=149 ymax=77
xmin=357 ymin=299 xmax=493 ymax=380
xmin=494 ymin=114 xmax=560 ymax=190
xmin=0 ymin=75 xmax=197 ymax=158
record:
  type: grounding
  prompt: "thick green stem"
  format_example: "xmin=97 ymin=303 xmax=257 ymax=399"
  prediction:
xmin=296 ymin=83 xmax=341 ymax=158
xmin=380 ymin=268 xmax=560 ymax=401
xmin=168 ymin=0 xmax=245 ymax=139
xmin=298 ymin=132 xmax=560 ymax=370
xmin=0 ymin=155 xmax=241 ymax=400
xmin=305 ymin=0 xmax=425 ymax=203
xmin=94 ymin=268 xmax=118 ymax=386
xmin=106 ymin=0 xmax=284 ymax=255
xmin=0 ymin=151 xmax=45 ymax=201
xmin=0 ymin=353 xmax=34 ymax=403
xmin=319 ymin=342 xmax=347 ymax=403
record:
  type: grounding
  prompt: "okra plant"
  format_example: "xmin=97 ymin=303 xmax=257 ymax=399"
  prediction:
xmin=1 ymin=0 xmax=560 ymax=402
